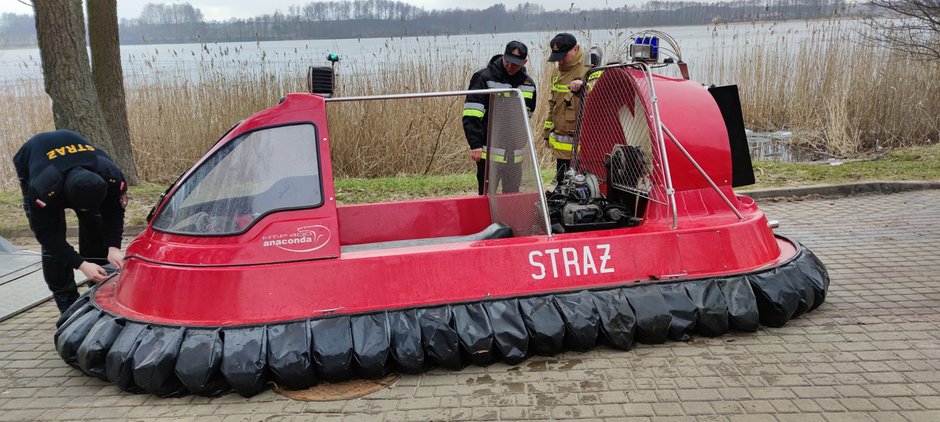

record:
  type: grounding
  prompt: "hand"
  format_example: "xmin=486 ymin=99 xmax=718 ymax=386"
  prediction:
xmin=469 ymin=148 xmax=483 ymax=162
xmin=568 ymin=79 xmax=584 ymax=93
xmin=107 ymin=247 xmax=125 ymax=270
xmin=79 ymin=261 xmax=108 ymax=282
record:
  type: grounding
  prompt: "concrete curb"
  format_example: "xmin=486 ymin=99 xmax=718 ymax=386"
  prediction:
xmin=740 ymin=180 xmax=940 ymax=200
xmin=2 ymin=181 xmax=939 ymax=239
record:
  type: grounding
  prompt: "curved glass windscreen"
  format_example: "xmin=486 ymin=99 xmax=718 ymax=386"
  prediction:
xmin=152 ymin=124 xmax=321 ymax=235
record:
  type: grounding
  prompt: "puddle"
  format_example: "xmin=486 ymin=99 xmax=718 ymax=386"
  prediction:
xmin=747 ymin=130 xmax=826 ymax=162
xmin=272 ymin=374 xmax=399 ymax=401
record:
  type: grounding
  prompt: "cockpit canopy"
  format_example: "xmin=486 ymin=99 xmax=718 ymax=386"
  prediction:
xmin=152 ymin=124 xmax=322 ymax=235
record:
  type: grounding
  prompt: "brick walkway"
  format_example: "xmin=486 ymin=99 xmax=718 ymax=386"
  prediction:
xmin=2 ymin=190 xmax=939 ymax=421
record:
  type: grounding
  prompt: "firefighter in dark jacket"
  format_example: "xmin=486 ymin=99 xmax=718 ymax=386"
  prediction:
xmin=13 ymin=130 xmax=128 ymax=314
xmin=463 ymin=41 xmax=537 ymax=195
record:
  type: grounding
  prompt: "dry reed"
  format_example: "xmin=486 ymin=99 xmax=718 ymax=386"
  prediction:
xmin=1 ymin=21 xmax=937 ymax=189
xmin=701 ymin=20 xmax=940 ymax=156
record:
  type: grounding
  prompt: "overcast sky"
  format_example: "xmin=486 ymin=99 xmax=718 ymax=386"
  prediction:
xmin=1 ymin=1 xmax=648 ymax=21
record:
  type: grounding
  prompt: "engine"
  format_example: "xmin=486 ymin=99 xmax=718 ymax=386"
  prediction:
xmin=546 ymin=169 xmax=639 ymax=233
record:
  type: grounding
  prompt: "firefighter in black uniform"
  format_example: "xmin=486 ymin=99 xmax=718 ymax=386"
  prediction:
xmin=13 ymin=130 xmax=128 ymax=314
xmin=463 ymin=41 xmax=537 ymax=195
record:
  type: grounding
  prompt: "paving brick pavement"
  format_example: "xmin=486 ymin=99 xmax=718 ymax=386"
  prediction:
xmin=2 ymin=190 xmax=940 ymax=421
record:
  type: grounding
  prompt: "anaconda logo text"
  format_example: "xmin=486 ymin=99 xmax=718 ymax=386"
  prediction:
xmin=262 ymin=225 xmax=331 ymax=252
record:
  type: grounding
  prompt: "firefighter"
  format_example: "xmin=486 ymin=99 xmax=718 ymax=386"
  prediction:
xmin=544 ymin=33 xmax=593 ymax=182
xmin=13 ymin=130 xmax=128 ymax=314
xmin=463 ymin=41 xmax=537 ymax=195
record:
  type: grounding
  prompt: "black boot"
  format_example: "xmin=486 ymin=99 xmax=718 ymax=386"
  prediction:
xmin=53 ymin=292 xmax=80 ymax=314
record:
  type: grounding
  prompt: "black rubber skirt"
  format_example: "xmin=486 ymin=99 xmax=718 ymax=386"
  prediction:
xmin=55 ymin=241 xmax=829 ymax=397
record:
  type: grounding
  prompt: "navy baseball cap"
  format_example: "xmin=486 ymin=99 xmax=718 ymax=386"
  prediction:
xmin=64 ymin=167 xmax=107 ymax=211
xmin=503 ymin=41 xmax=528 ymax=65
xmin=548 ymin=33 xmax=577 ymax=62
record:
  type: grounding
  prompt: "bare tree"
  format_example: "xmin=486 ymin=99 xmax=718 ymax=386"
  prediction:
xmin=33 ymin=0 xmax=116 ymax=155
xmin=25 ymin=0 xmax=138 ymax=183
xmin=866 ymin=0 xmax=940 ymax=61
xmin=87 ymin=0 xmax=139 ymax=183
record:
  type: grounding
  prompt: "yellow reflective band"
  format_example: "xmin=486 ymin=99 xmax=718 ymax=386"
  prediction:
xmin=484 ymin=156 xmax=524 ymax=164
xmin=463 ymin=109 xmax=484 ymax=118
xmin=481 ymin=151 xmax=524 ymax=163
xmin=588 ymin=70 xmax=604 ymax=81
xmin=544 ymin=120 xmax=554 ymax=129
xmin=549 ymin=133 xmax=579 ymax=152
xmin=552 ymin=84 xmax=570 ymax=93
xmin=522 ymin=91 xmax=534 ymax=99
xmin=549 ymin=138 xmax=574 ymax=151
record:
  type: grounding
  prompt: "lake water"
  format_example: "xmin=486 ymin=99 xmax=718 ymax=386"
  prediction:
xmin=0 ymin=19 xmax=858 ymax=85
xmin=747 ymin=130 xmax=827 ymax=162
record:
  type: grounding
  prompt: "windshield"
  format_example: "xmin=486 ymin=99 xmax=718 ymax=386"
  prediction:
xmin=152 ymin=124 xmax=321 ymax=235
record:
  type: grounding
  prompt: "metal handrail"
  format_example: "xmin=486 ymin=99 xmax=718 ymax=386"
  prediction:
xmin=661 ymin=124 xmax=744 ymax=220
xmin=636 ymin=62 xmax=680 ymax=229
xmin=512 ymin=91 xmax=554 ymax=238
xmin=324 ymin=88 xmax=522 ymax=102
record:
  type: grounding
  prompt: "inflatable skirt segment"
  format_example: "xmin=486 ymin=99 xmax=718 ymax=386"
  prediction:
xmin=55 ymin=241 xmax=828 ymax=397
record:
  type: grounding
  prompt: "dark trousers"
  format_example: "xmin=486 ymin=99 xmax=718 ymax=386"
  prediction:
xmin=476 ymin=159 xmax=522 ymax=195
xmin=39 ymin=211 xmax=107 ymax=313
xmin=556 ymin=159 xmax=571 ymax=183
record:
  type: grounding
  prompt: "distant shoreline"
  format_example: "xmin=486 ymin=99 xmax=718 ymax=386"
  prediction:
xmin=0 ymin=4 xmax=860 ymax=50
xmin=0 ymin=16 xmax=857 ymax=51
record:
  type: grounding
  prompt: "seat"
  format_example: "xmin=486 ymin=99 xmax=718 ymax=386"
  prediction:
xmin=341 ymin=223 xmax=512 ymax=253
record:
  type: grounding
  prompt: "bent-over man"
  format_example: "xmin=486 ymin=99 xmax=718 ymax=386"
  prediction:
xmin=13 ymin=130 xmax=128 ymax=314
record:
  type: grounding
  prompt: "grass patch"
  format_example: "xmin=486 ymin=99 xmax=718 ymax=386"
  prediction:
xmin=0 ymin=188 xmax=26 ymax=235
xmin=124 ymin=183 xmax=173 ymax=226
xmin=0 ymin=182 xmax=168 ymax=236
xmin=1 ymin=143 xmax=937 ymax=237
xmin=335 ymin=173 xmax=477 ymax=204
xmin=744 ymin=144 xmax=940 ymax=189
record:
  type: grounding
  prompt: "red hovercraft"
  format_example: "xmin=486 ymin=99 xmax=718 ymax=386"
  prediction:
xmin=55 ymin=31 xmax=828 ymax=397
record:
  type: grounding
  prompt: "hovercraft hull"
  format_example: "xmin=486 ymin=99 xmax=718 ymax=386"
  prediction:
xmin=55 ymin=236 xmax=827 ymax=397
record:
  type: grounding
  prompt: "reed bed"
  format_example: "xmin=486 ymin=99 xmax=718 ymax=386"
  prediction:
xmin=0 ymin=79 xmax=52 ymax=187
xmin=701 ymin=21 xmax=940 ymax=156
xmin=327 ymin=58 xmax=476 ymax=178
xmin=0 ymin=21 xmax=937 ymax=189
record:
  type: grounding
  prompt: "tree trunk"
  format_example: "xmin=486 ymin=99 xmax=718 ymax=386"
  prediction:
xmin=33 ymin=0 xmax=116 ymax=155
xmin=87 ymin=0 xmax=139 ymax=184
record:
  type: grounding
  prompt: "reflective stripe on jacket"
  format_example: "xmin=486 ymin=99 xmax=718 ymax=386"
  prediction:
xmin=548 ymin=132 xmax=575 ymax=152
xmin=462 ymin=54 xmax=538 ymax=155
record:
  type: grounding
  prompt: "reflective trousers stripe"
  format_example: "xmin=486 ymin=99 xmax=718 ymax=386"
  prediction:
xmin=482 ymin=148 xmax=525 ymax=163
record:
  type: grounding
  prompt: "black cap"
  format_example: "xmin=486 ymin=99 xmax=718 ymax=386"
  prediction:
xmin=503 ymin=41 xmax=528 ymax=65
xmin=64 ymin=167 xmax=107 ymax=211
xmin=548 ymin=33 xmax=577 ymax=62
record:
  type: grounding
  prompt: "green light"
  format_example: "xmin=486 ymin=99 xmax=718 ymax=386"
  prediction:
xmin=327 ymin=53 xmax=339 ymax=62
